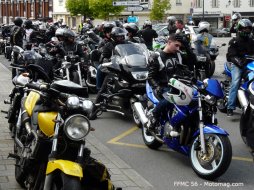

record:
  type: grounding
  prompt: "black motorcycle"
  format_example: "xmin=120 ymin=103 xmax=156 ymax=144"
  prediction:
xmin=91 ymin=43 xmax=149 ymax=127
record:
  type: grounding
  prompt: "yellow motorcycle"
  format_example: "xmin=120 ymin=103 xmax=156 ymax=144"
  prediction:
xmin=9 ymin=64 xmax=115 ymax=190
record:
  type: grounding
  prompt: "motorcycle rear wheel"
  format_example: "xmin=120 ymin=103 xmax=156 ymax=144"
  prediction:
xmin=190 ymin=134 xmax=232 ymax=180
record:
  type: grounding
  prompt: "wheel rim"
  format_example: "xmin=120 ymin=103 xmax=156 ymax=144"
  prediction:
xmin=142 ymin=126 xmax=155 ymax=142
xmin=132 ymin=109 xmax=141 ymax=126
xmin=191 ymin=134 xmax=224 ymax=174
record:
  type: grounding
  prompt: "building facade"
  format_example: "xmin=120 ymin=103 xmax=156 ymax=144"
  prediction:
xmin=191 ymin=0 xmax=254 ymax=29
xmin=0 ymin=0 xmax=53 ymax=24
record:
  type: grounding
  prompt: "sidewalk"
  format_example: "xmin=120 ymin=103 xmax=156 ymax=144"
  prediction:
xmin=0 ymin=62 xmax=153 ymax=190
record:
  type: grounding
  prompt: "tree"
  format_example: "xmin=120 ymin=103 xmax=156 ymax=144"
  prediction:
xmin=65 ymin=0 xmax=93 ymax=20
xmin=89 ymin=0 xmax=124 ymax=20
xmin=150 ymin=0 xmax=171 ymax=22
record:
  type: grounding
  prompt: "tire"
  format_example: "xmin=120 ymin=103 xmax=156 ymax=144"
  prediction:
xmin=50 ymin=172 xmax=82 ymax=190
xmin=132 ymin=107 xmax=142 ymax=128
xmin=14 ymin=143 xmax=26 ymax=188
xmin=208 ymin=60 xmax=216 ymax=77
xmin=190 ymin=134 xmax=232 ymax=180
xmin=240 ymin=114 xmax=247 ymax=144
xmin=142 ymin=125 xmax=163 ymax=149
xmin=197 ymin=70 xmax=206 ymax=81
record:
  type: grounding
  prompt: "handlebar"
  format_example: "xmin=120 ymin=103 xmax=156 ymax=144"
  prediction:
xmin=26 ymin=82 xmax=48 ymax=91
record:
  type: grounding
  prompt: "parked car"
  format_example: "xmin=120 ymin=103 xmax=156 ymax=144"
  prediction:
xmin=216 ymin=28 xmax=231 ymax=37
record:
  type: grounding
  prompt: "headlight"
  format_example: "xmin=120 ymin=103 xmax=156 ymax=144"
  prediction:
xmin=131 ymin=71 xmax=148 ymax=80
xmin=82 ymin=100 xmax=93 ymax=110
xmin=64 ymin=114 xmax=91 ymax=141
xmin=67 ymin=96 xmax=80 ymax=109
xmin=204 ymin=95 xmax=216 ymax=105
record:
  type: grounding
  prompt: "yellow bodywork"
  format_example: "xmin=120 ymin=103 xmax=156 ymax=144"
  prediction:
xmin=25 ymin=91 xmax=40 ymax=116
xmin=46 ymin=160 xmax=83 ymax=178
xmin=24 ymin=91 xmax=57 ymax=137
xmin=38 ymin=112 xmax=57 ymax=137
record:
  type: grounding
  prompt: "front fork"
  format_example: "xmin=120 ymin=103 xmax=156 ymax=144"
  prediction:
xmin=197 ymin=92 xmax=206 ymax=154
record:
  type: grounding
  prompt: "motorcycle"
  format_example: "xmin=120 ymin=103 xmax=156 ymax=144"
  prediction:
xmin=91 ymin=43 xmax=149 ymax=127
xmin=134 ymin=71 xmax=232 ymax=180
xmin=218 ymin=55 xmax=254 ymax=113
xmin=8 ymin=64 xmax=116 ymax=190
xmin=192 ymin=39 xmax=226 ymax=80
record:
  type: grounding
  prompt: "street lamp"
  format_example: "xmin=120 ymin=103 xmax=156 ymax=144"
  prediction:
xmin=202 ymin=0 xmax=204 ymax=20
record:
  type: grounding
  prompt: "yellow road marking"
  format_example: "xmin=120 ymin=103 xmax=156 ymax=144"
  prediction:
xmin=108 ymin=126 xmax=253 ymax=162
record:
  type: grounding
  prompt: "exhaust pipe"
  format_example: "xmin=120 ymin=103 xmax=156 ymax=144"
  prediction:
xmin=238 ymin=89 xmax=249 ymax=111
xmin=133 ymin=102 xmax=148 ymax=125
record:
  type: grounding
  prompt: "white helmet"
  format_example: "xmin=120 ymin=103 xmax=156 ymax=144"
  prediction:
xmin=167 ymin=16 xmax=176 ymax=22
xmin=162 ymin=78 xmax=193 ymax=106
xmin=144 ymin=20 xmax=152 ymax=26
xmin=232 ymin=12 xmax=241 ymax=21
xmin=55 ymin=28 xmax=65 ymax=37
xmin=198 ymin=21 xmax=210 ymax=33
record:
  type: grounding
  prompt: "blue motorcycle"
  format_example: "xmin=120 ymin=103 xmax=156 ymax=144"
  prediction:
xmin=134 ymin=76 xmax=232 ymax=180
xmin=219 ymin=56 xmax=254 ymax=113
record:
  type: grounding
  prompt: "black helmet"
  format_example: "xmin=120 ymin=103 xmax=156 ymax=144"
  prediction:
xmin=111 ymin=27 xmax=126 ymax=43
xmin=103 ymin=22 xmax=115 ymax=33
xmin=14 ymin=17 xmax=23 ymax=27
xmin=237 ymin=19 xmax=252 ymax=38
xmin=24 ymin=20 xmax=33 ymax=29
xmin=124 ymin=23 xmax=139 ymax=35
xmin=63 ymin=29 xmax=76 ymax=39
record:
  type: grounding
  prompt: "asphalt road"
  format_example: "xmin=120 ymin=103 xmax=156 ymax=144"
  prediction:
xmin=0 ymin=38 xmax=253 ymax=190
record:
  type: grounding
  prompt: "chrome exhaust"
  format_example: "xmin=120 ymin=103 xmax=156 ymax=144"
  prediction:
xmin=133 ymin=102 xmax=148 ymax=125
xmin=238 ymin=89 xmax=248 ymax=111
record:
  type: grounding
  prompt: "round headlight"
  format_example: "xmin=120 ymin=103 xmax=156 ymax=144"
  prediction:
xmin=67 ymin=96 xmax=80 ymax=109
xmin=64 ymin=114 xmax=91 ymax=141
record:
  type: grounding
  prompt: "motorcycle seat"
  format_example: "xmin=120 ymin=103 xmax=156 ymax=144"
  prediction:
xmin=51 ymin=80 xmax=88 ymax=98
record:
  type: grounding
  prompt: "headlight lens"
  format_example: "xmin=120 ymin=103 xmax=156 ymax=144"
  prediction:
xmin=64 ymin=114 xmax=90 ymax=141
xmin=204 ymin=95 xmax=216 ymax=105
xmin=82 ymin=100 xmax=93 ymax=110
xmin=67 ymin=96 xmax=80 ymax=109
xmin=131 ymin=71 xmax=148 ymax=80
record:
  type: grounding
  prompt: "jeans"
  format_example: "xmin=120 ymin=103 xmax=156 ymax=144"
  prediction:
xmin=96 ymin=64 xmax=105 ymax=90
xmin=153 ymin=87 xmax=173 ymax=118
xmin=227 ymin=64 xmax=243 ymax=110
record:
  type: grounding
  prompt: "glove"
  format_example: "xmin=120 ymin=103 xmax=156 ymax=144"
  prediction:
xmin=154 ymin=86 xmax=162 ymax=98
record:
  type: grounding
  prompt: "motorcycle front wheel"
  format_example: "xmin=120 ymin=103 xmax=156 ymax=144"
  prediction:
xmin=142 ymin=126 xmax=163 ymax=150
xmin=190 ymin=134 xmax=232 ymax=180
xmin=46 ymin=172 xmax=82 ymax=190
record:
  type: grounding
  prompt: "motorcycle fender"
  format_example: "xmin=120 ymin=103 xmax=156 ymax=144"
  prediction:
xmin=193 ymin=124 xmax=229 ymax=137
xmin=24 ymin=91 xmax=40 ymax=116
xmin=46 ymin=160 xmax=83 ymax=178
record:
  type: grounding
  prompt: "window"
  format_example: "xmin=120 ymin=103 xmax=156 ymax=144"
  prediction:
xmin=59 ymin=0 xmax=63 ymax=6
xmin=195 ymin=0 xmax=202 ymax=8
xmin=176 ymin=0 xmax=182 ymax=6
xmin=233 ymin=0 xmax=240 ymax=7
xmin=212 ymin=0 xmax=219 ymax=7
xmin=140 ymin=0 xmax=148 ymax=2
xmin=250 ymin=0 xmax=254 ymax=7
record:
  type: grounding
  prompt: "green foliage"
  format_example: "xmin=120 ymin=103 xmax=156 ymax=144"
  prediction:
xmin=90 ymin=0 xmax=124 ymax=20
xmin=66 ymin=0 xmax=93 ymax=18
xmin=150 ymin=0 xmax=171 ymax=21
xmin=65 ymin=0 xmax=124 ymax=20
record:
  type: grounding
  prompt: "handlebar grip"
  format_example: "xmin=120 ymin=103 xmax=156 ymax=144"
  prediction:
xmin=26 ymin=83 xmax=48 ymax=91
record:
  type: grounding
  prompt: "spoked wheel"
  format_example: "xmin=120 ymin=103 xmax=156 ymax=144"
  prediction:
xmin=190 ymin=134 xmax=232 ymax=180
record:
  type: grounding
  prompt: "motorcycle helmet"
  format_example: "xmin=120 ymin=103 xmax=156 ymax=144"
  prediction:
xmin=55 ymin=28 xmax=65 ymax=37
xmin=114 ymin=20 xmax=123 ymax=28
xmin=198 ymin=21 xmax=210 ymax=33
xmin=162 ymin=78 xmax=193 ymax=106
xmin=14 ymin=17 xmax=23 ymax=27
xmin=103 ymin=22 xmax=116 ymax=33
xmin=167 ymin=16 xmax=176 ymax=23
xmin=111 ymin=27 xmax=126 ymax=44
xmin=124 ymin=23 xmax=139 ymax=36
xmin=187 ymin=20 xmax=195 ymax=26
xmin=63 ymin=29 xmax=76 ymax=38
xmin=237 ymin=19 xmax=252 ymax=38
xmin=24 ymin=19 xmax=33 ymax=29
xmin=232 ymin=12 xmax=241 ymax=21
xmin=144 ymin=20 xmax=152 ymax=28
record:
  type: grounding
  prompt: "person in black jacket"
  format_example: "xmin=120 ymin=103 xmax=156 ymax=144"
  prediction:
xmin=138 ymin=20 xmax=158 ymax=50
xmin=10 ymin=17 xmax=25 ymax=47
xmin=124 ymin=23 xmax=144 ymax=43
xmin=95 ymin=27 xmax=127 ymax=103
xmin=146 ymin=33 xmax=191 ymax=130
xmin=226 ymin=19 xmax=254 ymax=117
xmin=10 ymin=17 xmax=25 ymax=78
